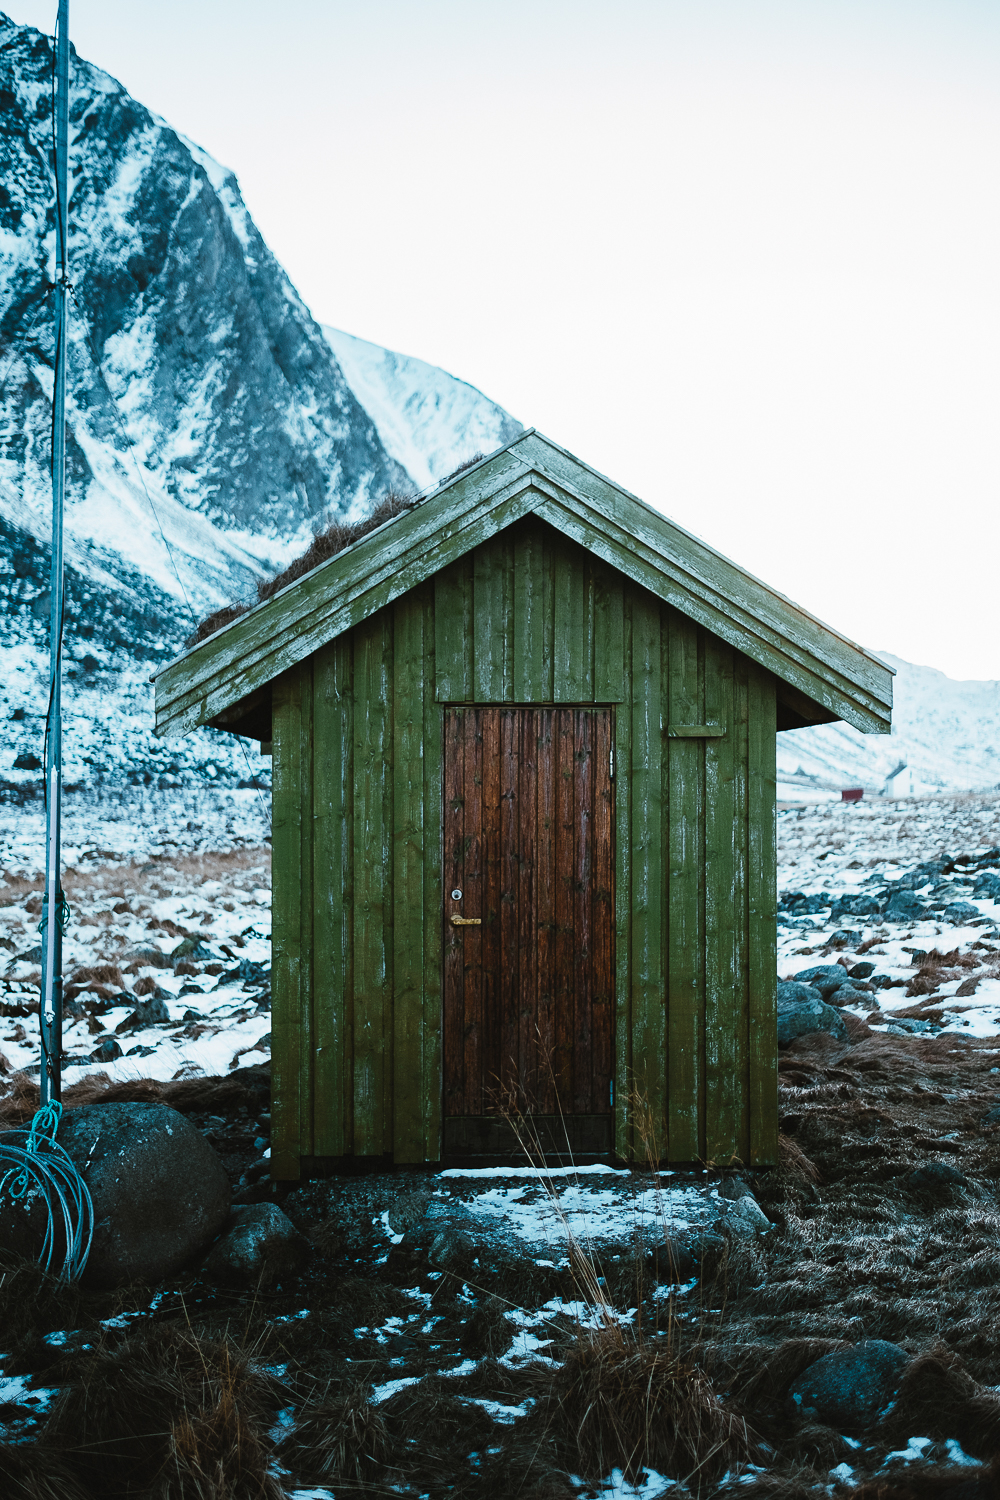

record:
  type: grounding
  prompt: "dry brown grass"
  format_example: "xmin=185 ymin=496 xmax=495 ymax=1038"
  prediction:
xmin=45 ymin=1324 xmax=280 ymax=1499
xmin=0 ymin=1445 xmax=91 ymax=1500
xmin=189 ymin=491 xmax=415 ymax=645
xmin=280 ymin=1384 xmax=389 ymax=1488
xmin=543 ymin=1322 xmax=756 ymax=1487
xmin=0 ymin=1064 xmax=270 ymax=1126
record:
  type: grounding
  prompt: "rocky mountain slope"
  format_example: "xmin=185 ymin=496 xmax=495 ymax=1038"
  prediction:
xmin=0 ymin=13 xmax=520 ymax=792
xmin=323 ymin=326 xmax=521 ymax=492
xmin=778 ymin=653 xmax=1000 ymax=800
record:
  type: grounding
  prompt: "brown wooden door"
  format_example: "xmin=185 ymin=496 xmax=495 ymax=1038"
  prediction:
xmin=442 ymin=706 xmax=614 ymax=1156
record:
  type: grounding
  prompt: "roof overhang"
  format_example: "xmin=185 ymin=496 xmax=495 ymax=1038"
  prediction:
xmin=154 ymin=431 xmax=893 ymax=741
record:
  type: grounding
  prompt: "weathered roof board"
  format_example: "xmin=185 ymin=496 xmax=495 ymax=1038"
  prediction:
xmin=154 ymin=431 xmax=893 ymax=736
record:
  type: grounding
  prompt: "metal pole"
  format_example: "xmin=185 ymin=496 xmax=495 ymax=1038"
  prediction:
xmin=40 ymin=0 xmax=70 ymax=1105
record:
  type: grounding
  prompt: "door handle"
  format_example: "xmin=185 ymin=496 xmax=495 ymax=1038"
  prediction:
xmin=450 ymin=915 xmax=481 ymax=926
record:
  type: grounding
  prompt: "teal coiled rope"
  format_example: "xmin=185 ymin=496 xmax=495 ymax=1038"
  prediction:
xmin=0 ymin=1101 xmax=94 ymax=1281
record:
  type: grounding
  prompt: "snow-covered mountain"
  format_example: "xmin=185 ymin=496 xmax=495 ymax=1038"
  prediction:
xmin=778 ymin=653 xmax=1000 ymax=799
xmin=323 ymin=328 xmax=521 ymax=493
xmin=0 ymin=13 xmax=520 ymax=792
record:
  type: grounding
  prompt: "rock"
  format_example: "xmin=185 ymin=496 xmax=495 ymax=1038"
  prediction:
xmin=944 ymin=902 xmax=982 ymax=924
xmin=848 ymin=962 xmax=876 ymax=980
xmin=90 ymin=1036 xmax=123 ymax=1063
xmin=115 ymin=994 xmax=171 ymax=1033
xmin=973 ymin=872 xmax=1000 ymax=901
xmin=955 ymin=975 xmax=980 ymax=998
xmin=170 ymin=939 xmax=216 ymax=963
xmin=203 ymin=1203 xmax=308 ymax=1288
xmin=827 ymin=928 xmax=863 ymax=946
xmin=789 ymin=965 xmax=850 ymax=999
xmin=832 ymin=892 xmax=882 ymax=917
xmin=647 ymin=1236 xmax=697 ymax=1284
xmin=825 ymin=986 xmax=872 ymax=1009
xmin=883 ymin=890 xmax=927 ymax=921
xmin=788 ymin=1340 xmax=910 ymax=1430
xmin=777 ymin=982 xmax=848 ymax=1046
xmin=723 ymin=1196 xmax=771 ymax=1236
xmin=981 ymin=1105 xmax=1000 ymax=1126
xmin=904 ymin=1160 xmax=968 ymax=1194
xmin=42 ymin=1103 xmax=232 ymax=1288
xmin=716 ymin=1176 xmax=755 ymax=1203
xmin=126 ymin=1044 xmax=157 ymax=1058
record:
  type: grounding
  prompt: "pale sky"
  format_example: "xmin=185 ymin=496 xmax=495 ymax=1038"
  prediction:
xmin=7 ymin=1 xmax=1000 ymax=681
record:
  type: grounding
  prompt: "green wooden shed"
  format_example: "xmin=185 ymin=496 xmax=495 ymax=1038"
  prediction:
xmin=154 ymin=432 xmax=893 ymax=1177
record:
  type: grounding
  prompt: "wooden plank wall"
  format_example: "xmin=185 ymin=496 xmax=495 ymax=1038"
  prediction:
xmin=270 ymin=516 xmax=778 ymax=1174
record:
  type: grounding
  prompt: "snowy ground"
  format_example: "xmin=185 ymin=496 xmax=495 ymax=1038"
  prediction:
xmin=778 ymin=794 xmax=1000 ymax=1038
xmin=5 ymin=788 xmax=1000 ymax=1499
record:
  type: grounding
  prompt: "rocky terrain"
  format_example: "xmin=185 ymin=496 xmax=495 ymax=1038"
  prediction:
xmin=1 ymin=793 xmax=1000 ymax=1496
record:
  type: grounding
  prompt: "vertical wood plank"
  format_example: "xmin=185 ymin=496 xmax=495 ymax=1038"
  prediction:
xmin=572 ymin=709 xmax=594 ymax=1112
xmin=553 ymin=708 xmax=576 ymax=1111
xmin=498 ymin=709 xmax=519 ymax=1103
xmin=535 ymin=708 xmax=556 ymax=1114
xmin=748 ymin=664 xmax=778 ymax=1165
xmin=434 ymin=554 xmax=473 ymax=702
xmin=473 ymin=536 xmax=514 ymax=702
xmin=393 ymin=588 xmax=428 ymax=1162
xmin=353 ymin=610 xmax=393 ymax=1156
xmin=422 ymin=672 xmax=443 ymax=1160
xmin=516 ymin=709 xmax=539 ymax=1104
xmin=481 ymin=708 xmax=502 ymax=1109
xmin=629 ymin=591 xmax=666 ymax=1155
xmin=666 ymin=608 xmax=704 ymax=1161
xmin=732 ymin=659 xmax=750 ymax=1162
xmin=442 ymin=707 xmax=466 ymax=1117
xmin=513 ymin=521 xmax=550 ymax=701
xmin=594 ymin=564 xmax=624 ymax=704
xmin=270 ymin=664 xmax=307 ymax=1179
xmin=463 ymin=707 xmax=486 ymax=1114
xmin=311 ymin=637 xmax=351 ymax=1158
xmin=702 ymin=636 xmax=740 ymax=1162
xmin=592 ymin=707 xmax=614 ymax=1118
xmin=553 ymin=546 xmax=586 ymax=702
xmin=614 ymin=606 xmax=632 ymax=1157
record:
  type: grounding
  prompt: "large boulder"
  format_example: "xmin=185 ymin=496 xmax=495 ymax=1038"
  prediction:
xmin=777 ymin=983 xmax=848 ymax=1046
xmin=789 ymin=965 xmax=850 ymax=999
xmin=973 ymin=872 xmax=1000 ymax=902
xmin=788 ymin=1341 xmax=910 ymax=1430
xmin=203 ymin=1203 xmax=308 ymax=1287
xmin=57 ymin=1102 xmax=230 ymax=1288
xmin=883 ymin=890 xmax=927 ymax=921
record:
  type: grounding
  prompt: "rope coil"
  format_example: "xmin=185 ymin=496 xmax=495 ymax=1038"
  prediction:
xmin=0 ymin=1101 xmax=94 ymax=1281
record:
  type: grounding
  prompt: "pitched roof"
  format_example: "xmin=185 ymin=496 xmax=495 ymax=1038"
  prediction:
xmin=154 ymin=430 xmax=893 ymax=740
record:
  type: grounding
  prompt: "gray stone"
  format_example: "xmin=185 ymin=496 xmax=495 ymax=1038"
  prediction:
xmin=981 ymin=1105 xmax=1000 ymax=1126
xmin=904 ymin=1160 xmax=968 ymax=1194
xmin=57 ymin=1102 xmax=231 ymax=1288
xmin=716 ymin=1176 xmax=755 ymax=1202
xmin=89 ymin=1036 xmax=123 ymax=1063
xmin=825 ymin=986 xmax=872 ymax=1009
xmin=943 ymin=902 xmax=982 ymax=924
xmin=723 ymin=1196 xmax=771 ymax=1236
xmin=115 ymin=994 xmax=171 ymax=1033
xmin=883 ymin=890 xmax=928 ymax=921
xmin=647 ymin=1236 xmax=697 ymax=1284
xmin=203 ymin=1203 xmax=308 ymax=1287
xmin=788 ymin=1340 xmax=910 ymax=1430
xmin=777 ymin=982 xmax=848 ymax=1046
xmin=848 ymin=962 xmax=876 ymax=980
xmin=790 ymin=965 xmax=850 ymax=998
xmin=973 ymin=872 xmax=1000 ymax=902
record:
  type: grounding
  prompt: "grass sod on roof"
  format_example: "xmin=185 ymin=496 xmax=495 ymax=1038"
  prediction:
xmin=187 ymin=456 xmax=486 ymax=648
